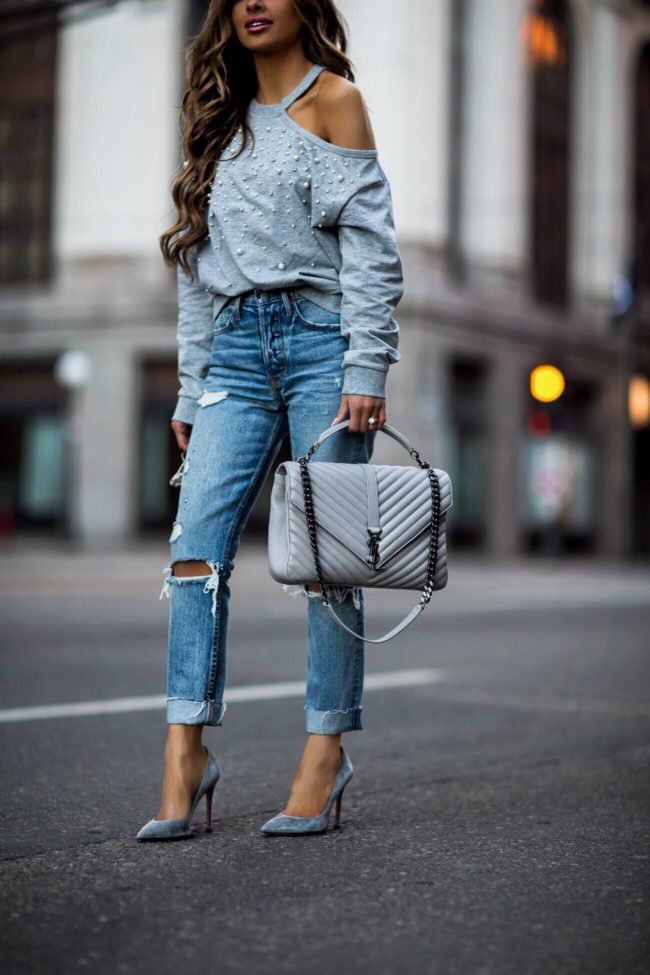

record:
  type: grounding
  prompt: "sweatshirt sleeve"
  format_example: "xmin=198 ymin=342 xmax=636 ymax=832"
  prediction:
xmin=335 ymin=160 xmax=403 ymax=399
xmin=172 ymin=244 xmax=214 ymax=426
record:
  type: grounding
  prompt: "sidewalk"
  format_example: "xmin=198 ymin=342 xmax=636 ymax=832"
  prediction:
xmin=1 ymin=537 xmax=648 ymax=609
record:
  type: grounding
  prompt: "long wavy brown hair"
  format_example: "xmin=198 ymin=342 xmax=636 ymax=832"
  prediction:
xmin=159 ymin=0 xmax=355 ymax=280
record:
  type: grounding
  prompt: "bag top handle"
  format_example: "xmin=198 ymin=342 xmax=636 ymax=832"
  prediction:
xmin=299 ymin=419 xmax=429 ymax=467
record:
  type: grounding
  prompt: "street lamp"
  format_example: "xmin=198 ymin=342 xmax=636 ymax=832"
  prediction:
xmin=54 ymin=350 xmax=91 ymax=391
xmin=53 ymin=350 xmax=91 ymax=542
xmin=628 ymin=374 xmax=650 ymax=429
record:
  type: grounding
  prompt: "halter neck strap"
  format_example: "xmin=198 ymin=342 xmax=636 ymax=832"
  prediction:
xmin=280 ymin=63 xmax=325 ymax=110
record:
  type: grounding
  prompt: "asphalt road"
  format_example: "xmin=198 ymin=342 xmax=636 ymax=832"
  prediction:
xmin=1 ymin=543 xmax=648 ymax=975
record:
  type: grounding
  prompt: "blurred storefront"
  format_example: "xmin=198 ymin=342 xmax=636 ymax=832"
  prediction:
xmin=521 ymin=377 xmax=600 ymax=554
xmin=0 ymin=361 xmax=67 ymax=538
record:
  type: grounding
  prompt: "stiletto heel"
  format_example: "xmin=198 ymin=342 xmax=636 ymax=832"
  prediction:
xmin=260 ymin=746 xmax=353 ymax=836
xmin=205 ymin=782 xmax=216 ymax=832
xmin=136 ymin=747 xmax=221 ymax=841
xmin=333 ymin=788 xmax=344 ymax=830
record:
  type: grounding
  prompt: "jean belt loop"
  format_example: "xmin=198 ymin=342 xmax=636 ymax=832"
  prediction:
xmin=233 ymin=294 xmax=242 ymax=321
xmin=281 ymin=289 xmax=293 ymax=317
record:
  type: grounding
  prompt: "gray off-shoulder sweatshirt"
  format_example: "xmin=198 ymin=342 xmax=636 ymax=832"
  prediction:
xmin=173 ymin=62 xmax=404 ymax=426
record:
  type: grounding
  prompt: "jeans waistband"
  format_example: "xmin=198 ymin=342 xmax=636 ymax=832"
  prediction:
xmin=233 ymin=289 xmax=294 ymax=320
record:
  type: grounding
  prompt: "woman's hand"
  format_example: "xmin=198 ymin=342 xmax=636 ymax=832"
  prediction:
xmin=332 ymin=394 xmax=386 ymax=433
xmin=171 ymin=419 xmax=193 ymax=452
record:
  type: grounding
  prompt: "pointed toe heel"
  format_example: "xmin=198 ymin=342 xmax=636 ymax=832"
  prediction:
xmin=260 ymin=746 xmax=353 ymax=836
xmin=136 ymin=747 xmax=221 ymax=842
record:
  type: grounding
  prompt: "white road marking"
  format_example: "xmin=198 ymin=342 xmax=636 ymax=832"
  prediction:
xmin=0 ymin=668 xmax=445 ymax=724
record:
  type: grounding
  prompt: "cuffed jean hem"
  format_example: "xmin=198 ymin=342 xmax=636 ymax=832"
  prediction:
xmin=305 ymin=705 xmax=363 ymax=734
xmin=166 ymin=698 xmax=228 ymax=726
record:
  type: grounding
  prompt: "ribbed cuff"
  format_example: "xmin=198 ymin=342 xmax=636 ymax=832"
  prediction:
xmin=341 ymin=364 xmax=388 ymax=399
xmin=172 ymin=395 xmax=199 ymax=426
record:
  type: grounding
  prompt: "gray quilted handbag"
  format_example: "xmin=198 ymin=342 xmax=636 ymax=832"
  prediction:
xmin=268 ymin=419 xmax=453 ymax=644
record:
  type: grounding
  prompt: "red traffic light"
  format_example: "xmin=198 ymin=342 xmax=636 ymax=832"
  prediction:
xmin=528 ymin=408 xmax=552 ymax=437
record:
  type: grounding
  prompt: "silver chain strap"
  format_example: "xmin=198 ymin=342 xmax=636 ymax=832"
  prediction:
xmin=297 ymin=440 xmax=442 ymax=609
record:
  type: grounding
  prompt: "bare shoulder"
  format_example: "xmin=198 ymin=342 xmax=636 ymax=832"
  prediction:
xmin=316 ymin=70 xmax=377 ymax=151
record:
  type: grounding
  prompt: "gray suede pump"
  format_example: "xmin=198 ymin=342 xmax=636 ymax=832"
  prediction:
xmin=260 ymin=746 xmax=353 ymax=836
xmin=136 ymin=748 xmax=220 ymax=841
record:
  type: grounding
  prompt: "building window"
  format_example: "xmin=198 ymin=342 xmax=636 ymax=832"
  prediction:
xmin=0 ymin=8 xmax=57 ymax=284
xmin=0 ymin=361 xmax=67 ymax=538
xmin=524 ymin=0 xmax=572 ymax=307
xmin=634 ymin=44 xmax=650 ymax=330
xmin=447 ymin=356 xmax=488 ymax=549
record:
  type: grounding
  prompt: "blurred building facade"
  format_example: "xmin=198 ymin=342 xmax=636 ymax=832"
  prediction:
xmin=0 ymin=0 xmax=649 ymax=555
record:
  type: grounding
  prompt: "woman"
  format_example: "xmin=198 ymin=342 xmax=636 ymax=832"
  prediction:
xmin=137 ymin=0 xmax=404 ymax=840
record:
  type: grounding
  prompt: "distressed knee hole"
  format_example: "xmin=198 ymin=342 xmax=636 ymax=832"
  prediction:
xmin=159 ymin=559 xmax=225 ymax=619
xmin=171 ymin=560 xmax=211 ymax=578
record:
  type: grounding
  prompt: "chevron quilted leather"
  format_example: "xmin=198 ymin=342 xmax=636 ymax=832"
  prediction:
xmin=268 ymin=460 xmax=453 ymax=592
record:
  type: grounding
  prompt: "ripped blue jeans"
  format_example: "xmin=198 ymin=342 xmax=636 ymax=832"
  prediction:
xmin=160 ymin=287 xmax=376 ymax=733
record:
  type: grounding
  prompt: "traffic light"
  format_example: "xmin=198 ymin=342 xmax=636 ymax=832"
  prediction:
xmin=527 ymin=363 xmax=565 ymax=438
xmin=527 ymin=407 xmax=552 ymax=437
xmin=530 ymin=364 xmax=565 ymax=403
